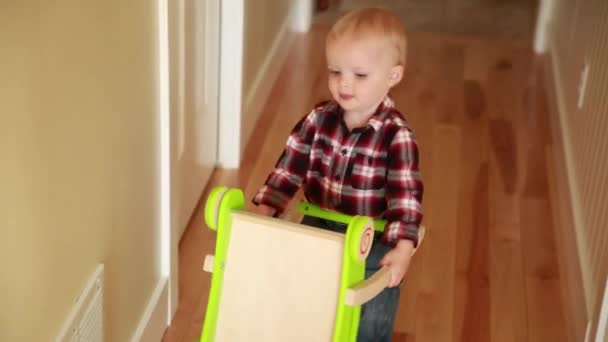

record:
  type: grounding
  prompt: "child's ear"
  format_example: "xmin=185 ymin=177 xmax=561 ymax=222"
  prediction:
xmin=389 ymin=65 xmax=404 ymax=87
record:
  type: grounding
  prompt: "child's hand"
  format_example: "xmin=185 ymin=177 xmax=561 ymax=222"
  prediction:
xmin=380 ymin=239 xmax=415 ymax=287
xmin=252 ymin=204 xmax=276 ymax=217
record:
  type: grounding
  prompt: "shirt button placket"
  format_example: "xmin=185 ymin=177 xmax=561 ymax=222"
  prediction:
xmin=333 ymin=147 xmax=348 ymax=208
xmin=336 ymin=147 xmax=348 ymax=181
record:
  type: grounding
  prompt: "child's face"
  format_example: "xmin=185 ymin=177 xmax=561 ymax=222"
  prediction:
xmin=326 ymin=36 xmax=403 ymax=117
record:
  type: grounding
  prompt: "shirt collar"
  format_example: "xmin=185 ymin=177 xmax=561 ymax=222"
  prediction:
xmin=367 ymin=96 xmax=394 ymax=131
xmin=334 ymin=95 xmax=394 ymax=132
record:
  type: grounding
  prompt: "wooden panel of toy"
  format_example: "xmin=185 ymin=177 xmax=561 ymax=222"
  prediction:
xmin=200 ymin=186 xmax=425 ymax=342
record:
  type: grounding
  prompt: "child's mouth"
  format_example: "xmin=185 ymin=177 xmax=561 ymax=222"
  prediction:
xmin=339 ymin=93 xmax=353 ymax=101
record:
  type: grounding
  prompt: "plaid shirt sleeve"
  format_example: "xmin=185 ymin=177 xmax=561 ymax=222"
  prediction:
xmin=382 ymin=127 xmax=424 ymax=247
xmin=252 ymin=110 xmax=318 ymax=214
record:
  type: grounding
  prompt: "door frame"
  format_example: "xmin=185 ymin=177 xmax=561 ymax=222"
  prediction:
xmin=159 ymin=0 xmax=222 ymax=327
xmin=217 ymin=0 xmax=244 ymax=169
xmin=216 ymin=0 xmax=313 ymax=169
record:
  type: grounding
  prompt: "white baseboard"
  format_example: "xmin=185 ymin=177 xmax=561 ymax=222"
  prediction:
xmin=596 ymin=279 xmax=608 ymax=342
xmin=241 ymin=15 xmax=295 ymax=155
xmin=543 ymin=50 xmax=589 ymax=342
xmin=534 ymin=0 xmax=554 ymax=53
xmin=131 ymin=277 xmax=169 ymax=342
xmin=548 ymin=41 xmax=590 ymax=297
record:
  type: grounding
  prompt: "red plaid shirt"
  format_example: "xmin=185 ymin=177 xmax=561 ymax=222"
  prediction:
xmin=253 ymin=96 xmax=423 ymax=246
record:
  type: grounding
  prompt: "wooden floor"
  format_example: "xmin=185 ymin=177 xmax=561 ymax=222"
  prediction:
xmin=162 ymin=23 xmax=568 ymax=342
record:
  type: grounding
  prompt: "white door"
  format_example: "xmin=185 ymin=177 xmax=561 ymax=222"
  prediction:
xmin=170 ymin=0 xmax=219 ymax=237
xmin=167 ymin=0 xmax=220 ymax=317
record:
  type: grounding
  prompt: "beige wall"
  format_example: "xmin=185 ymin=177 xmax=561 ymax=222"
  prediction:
xmin=0 ymin=1 xmax=161 ymax=341
xmin=547 ymin=0 xmax=608 ymax=339
xmin=243 ymin=0 xmax=292 ymax=97
xmin=241 ymin=0 xmax=294 ymax=152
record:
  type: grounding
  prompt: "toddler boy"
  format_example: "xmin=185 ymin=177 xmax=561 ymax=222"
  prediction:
xmin=253 ymin=7 xmax=423 ymax=341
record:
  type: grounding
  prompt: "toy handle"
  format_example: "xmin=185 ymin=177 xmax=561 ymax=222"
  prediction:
xmin=344 ymin=225 xmax=426 ymax=306
xmin=344 ymin=266 xmax=391 ymax=306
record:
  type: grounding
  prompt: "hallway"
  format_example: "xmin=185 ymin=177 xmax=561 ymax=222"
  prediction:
xmin=163 ymin=16 xmax=567 ymax=342
xmin=315 ymin=0 xmax=538 ymax=40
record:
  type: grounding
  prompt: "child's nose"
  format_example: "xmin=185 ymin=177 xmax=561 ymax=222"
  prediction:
xmin=340 ymin=77 xmax=350 ymax=89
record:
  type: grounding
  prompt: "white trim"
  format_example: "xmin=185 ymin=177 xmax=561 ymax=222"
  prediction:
xmin=585 ymin=321 xmax=592 ymax=342
xmin=549 ymin=40 xmax=592 ymax=306
xmin=217 ymin=0 xmax=244 ymax=168
xmin=291 ymin=0 xmax=313 ymax=33
xmin=534 ymin=0 xmax=554 ymax=54
xmin=130 ymin=278 xmax=169 ymax=342
xmin=156 ymin=0 xmax=175 ymax=323
xmin=596 ymin=278 xmax=608 ymax=342
xmin=241 ymin=16 xmax=294 ymax=153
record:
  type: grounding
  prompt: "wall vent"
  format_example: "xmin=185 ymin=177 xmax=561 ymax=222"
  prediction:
xmin=55 ymin=264 xmax=104 ymax=342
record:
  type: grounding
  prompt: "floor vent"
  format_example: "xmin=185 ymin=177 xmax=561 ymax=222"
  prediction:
xmin=55 ymin=264 xmax=104 ymax=342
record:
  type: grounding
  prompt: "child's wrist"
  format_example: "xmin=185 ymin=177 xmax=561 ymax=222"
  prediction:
xmin=255 ymin=203 xmax=277 ymax=216
xmin=395 ymin=239 xmax=415 ymax=252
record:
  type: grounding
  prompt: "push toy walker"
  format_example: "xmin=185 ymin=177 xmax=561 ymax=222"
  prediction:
xmin=200 ymin=186 xmax=425 ymax=342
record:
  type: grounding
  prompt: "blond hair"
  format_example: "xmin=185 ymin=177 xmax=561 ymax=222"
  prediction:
xmin=326 ymin=7 xmax=407 ymax=66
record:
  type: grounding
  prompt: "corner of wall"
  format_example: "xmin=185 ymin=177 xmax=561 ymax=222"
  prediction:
xmin=130 ymin=278 xmax=168 ymax=342
xmin=240 ymin=5 xmax=297 ymax=158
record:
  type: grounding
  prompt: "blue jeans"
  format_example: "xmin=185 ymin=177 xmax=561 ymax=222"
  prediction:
xmin=300 ymin=216 xmax=400 ymax=342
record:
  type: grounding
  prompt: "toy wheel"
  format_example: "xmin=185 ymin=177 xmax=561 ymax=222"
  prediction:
xmin=204 ymin=186 xmax=229 ymax=231
xmin=347 ymin=216 xmax=374 ymax=264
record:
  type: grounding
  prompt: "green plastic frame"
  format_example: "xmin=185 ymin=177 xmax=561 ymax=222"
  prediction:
xmin=200 ymin=186 xmax=244 ymax=342
xmin=333 ymin=215 xmax=373 ymax=341
xmin=298 ymin=201 xmax=386 ymax=232
xmin=200 ymin=187 xmax=374 ymax=342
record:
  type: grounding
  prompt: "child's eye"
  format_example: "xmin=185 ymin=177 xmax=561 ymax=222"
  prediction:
xmin=355 ymin=73 xmax=368 ymax=79
xmin=329 ymin=70 xmax=341 ymax=76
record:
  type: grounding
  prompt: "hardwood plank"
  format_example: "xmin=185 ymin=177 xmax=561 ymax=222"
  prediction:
xmin=437 ymin=43 xmax=465 ymax=125
xmin=521 ymin=198 xmax=568 ymax=342
xmin=415 ymin=125 xmax=461 ymax=342
xmin=488 ymin=221 xmax=528 ymax=342
xmin=463 ymin=80 xmax=486 ymax=120
xmin=484 ymin=42 xmax=530 ymax=342
xmin=452 ymin=38 xmax=493 ymax=340
xmin=454 ymin=163 xmax=491 ymax=342
xmin=393 ymin=331 xmax=415 ymax=342
xmin=489 ymin=119 xmax=519 ymax=196
xmin=392 ymin=32 xmax=443 ymax=338
xmin=488 ymin=119 xmax=528 ymax=342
